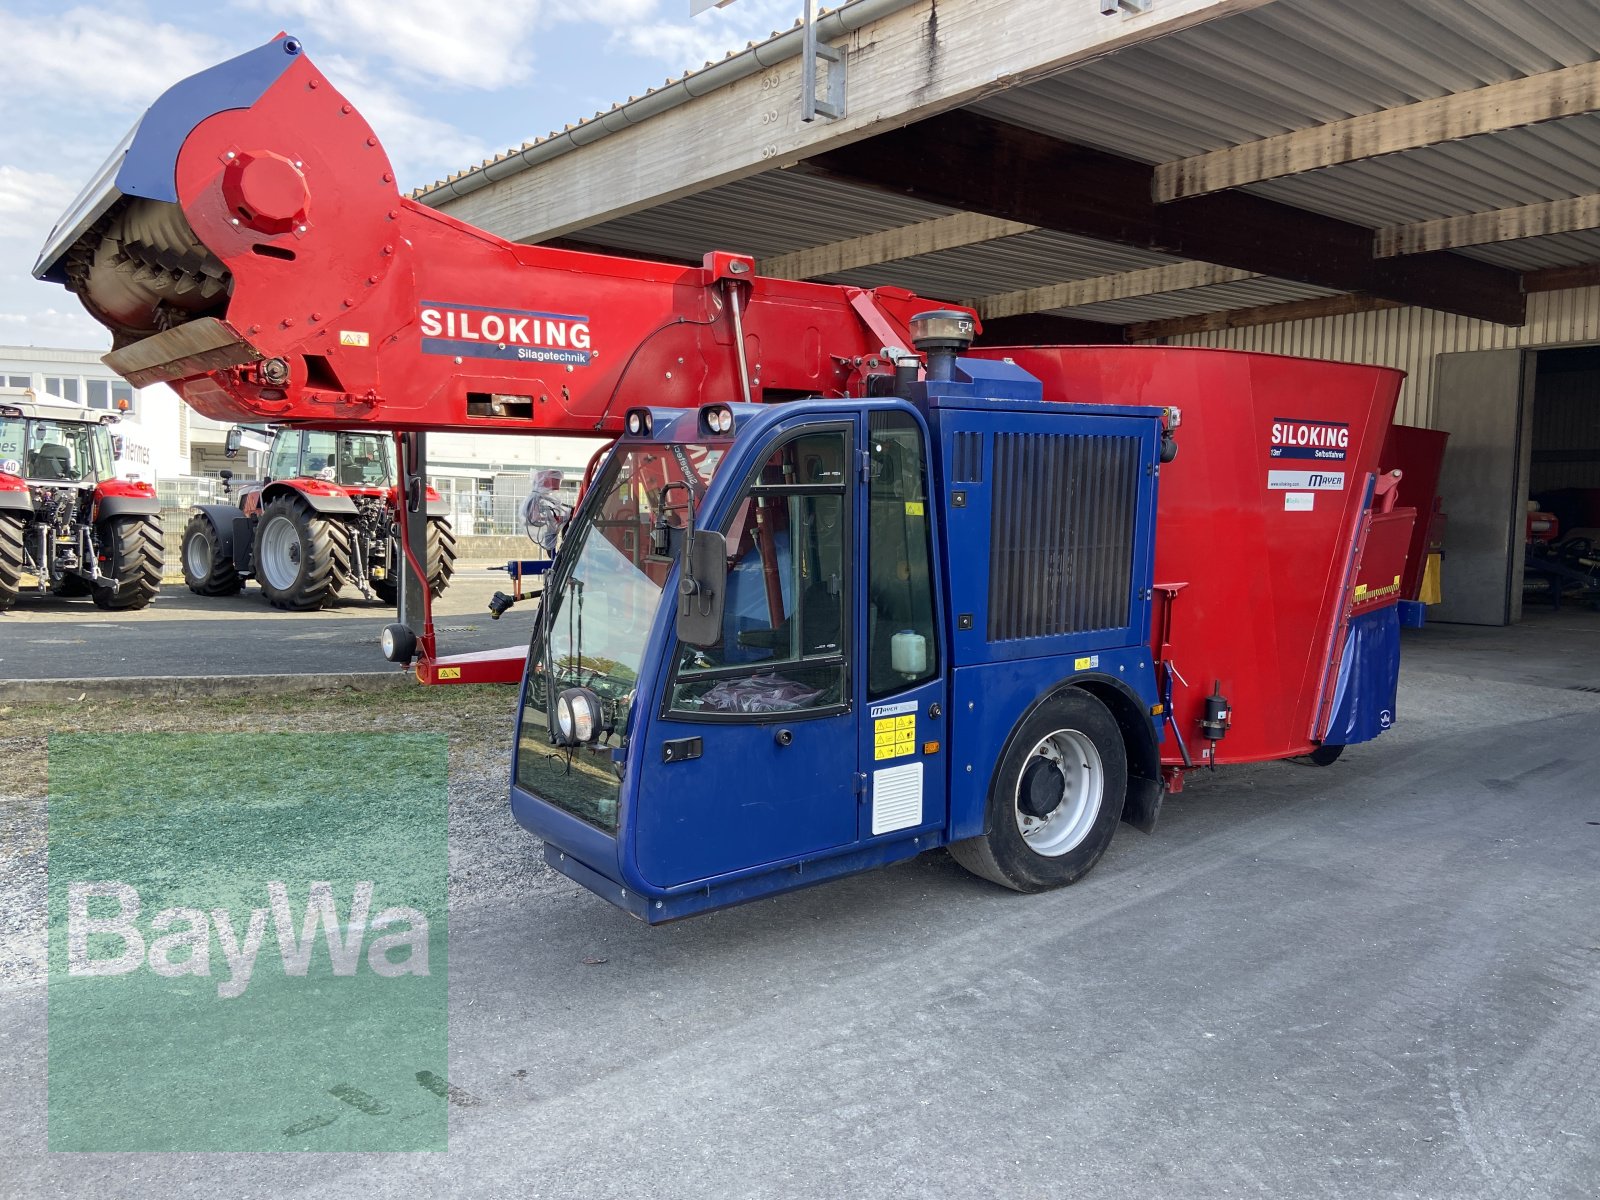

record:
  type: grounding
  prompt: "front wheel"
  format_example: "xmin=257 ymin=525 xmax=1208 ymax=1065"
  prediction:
xmin=92 ymin=515 xmax=162 ymax=611
xmin=948 ymin=689 xmax=1128 ymax=893
xmin=253 ymin=494 xmax=351 ymax=612
xmin=181 ymin=511 xmax=244 ymax=596
xmin=0 ymin=513 xmax=23 ymax=612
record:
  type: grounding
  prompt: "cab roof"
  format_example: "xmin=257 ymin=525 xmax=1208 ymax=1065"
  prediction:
xmin=0 ymin=386 xmax=118 ymax=425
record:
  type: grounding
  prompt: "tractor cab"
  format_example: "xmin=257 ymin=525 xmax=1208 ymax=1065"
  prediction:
xmin=230 ymin=427 xmax=395 ymax=493
xmin=0 ymin=388 xmax=119 ymax=491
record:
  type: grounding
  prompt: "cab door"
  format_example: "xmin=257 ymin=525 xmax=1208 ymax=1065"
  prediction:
xmin=856 ymin=409 xmax=947 ymax=844
xmin=633 ymin=419 xmax=862 ymax=889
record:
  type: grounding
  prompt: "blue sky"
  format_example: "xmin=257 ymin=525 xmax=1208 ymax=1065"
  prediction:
xmin=0 ymin=0 xmax=804 ymax=350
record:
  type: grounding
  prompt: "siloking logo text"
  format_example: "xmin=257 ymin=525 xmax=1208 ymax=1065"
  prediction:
xmin=67 ymin=880 xmax=430 ymax=999
xmin=1270 ymin=417 xmax=1349 ymax=461
xmin=419 ymin=300 xmax=591 ymax=366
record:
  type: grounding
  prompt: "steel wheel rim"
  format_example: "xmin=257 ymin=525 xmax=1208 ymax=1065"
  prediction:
xmin=1013 ymin=728 xmax=1103 ymax=857
xmin=258 ymin=516 xmax=302 ymax=590
xmin=184 ymin=528 xmax=211 ymax=579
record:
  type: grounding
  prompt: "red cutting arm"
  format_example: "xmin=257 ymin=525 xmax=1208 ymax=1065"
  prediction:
xmin=99 ymin=50 xmax=955 ymax=433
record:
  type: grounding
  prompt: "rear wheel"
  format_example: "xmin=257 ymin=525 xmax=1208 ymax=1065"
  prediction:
xmin=181 ymin=511 xmax=244 ymax=596
xmin=92 ymin=515 xmax=162 ymax=611
xmin=0 ymin=513 xmax=24 ymax=612
xmin=427 ymin=518 xmax=456 ymax=598
xmin=372 ymin=520 xmax=456 ymax=606
xmin=949 ymin=689 xmax=1128 ymax=892
xmin=253 ymin=494 xmax=351 ymax=611
xmin=1308 ymin=744 xmax=1344 ymax=766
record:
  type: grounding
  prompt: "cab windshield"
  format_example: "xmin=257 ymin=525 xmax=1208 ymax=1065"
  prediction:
xmin=516 ymin=441 xmax=726 ymax=831
xmin=0 ymin=417 xmax=109 ymax=483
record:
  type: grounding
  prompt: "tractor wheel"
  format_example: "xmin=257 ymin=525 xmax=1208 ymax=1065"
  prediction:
xmin=253 ymin=494 xmax=351 ymax=612
xmin=948 ymin=689 xmax=1127 ymax=893
xmin=91 ymin=515 xmax=162 ymax=611
xmin=427 ymin=518 xmax=456 ymax=598
xmin=0 ymin=513 xmax=24 ymax=612
xmin=1307 ymin=744 xmax=1344 ymax=766
xmin=181 ymin=511 xmax=244 ymax=596
xmin=372 ymin=521 xmax=455 ymax=606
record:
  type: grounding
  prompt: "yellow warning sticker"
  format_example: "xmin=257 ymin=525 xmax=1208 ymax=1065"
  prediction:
xmin=436 ymin=667 xmax=462 ymax=680
xmin=1074 ymin=654 xmax=1100 ymax=671
xmin=872 ymin=712 xmax=917 ymax=761
xmin=339 ymin=330 xmax=370 ymax=347
xmin=904 ymin=500 xmax=925 ymax=516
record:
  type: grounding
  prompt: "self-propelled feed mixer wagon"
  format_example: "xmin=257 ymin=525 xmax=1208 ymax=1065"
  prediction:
xmin=36 ymin=35 xmax=1417 ymax=920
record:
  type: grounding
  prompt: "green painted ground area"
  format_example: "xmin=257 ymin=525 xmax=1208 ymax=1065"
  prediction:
xmin=47 ymin=733 xmax=448 ymax=1152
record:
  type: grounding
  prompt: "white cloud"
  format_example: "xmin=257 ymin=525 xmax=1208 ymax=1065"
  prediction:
xmin=245 ymin=0 xmax=549 ymax=91
xmin=0 ymin=306 xmax=107 ymax=351
xmin=0 ymin=167 xmax=77 ymax=241
xmin=0 ymin=6 xmax=226 ymax=109
xmin=611 ymin=0 xmax=801 ymax=74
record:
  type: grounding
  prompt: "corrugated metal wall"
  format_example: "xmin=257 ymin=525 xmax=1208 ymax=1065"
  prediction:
xmin=1164 ymin=286 xmax=1600 ymax=427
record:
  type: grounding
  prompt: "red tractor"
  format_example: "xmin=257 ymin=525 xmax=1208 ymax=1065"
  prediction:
xmin=180 ymin=425 xmax=455 ymax=611
xmin=0 ymin=387 xmax=162 ymax=612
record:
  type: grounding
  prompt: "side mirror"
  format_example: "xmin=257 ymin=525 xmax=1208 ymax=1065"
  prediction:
xmin=224 ymin=427 xmax=243 ymax=457
xmin=218 ymin=469 xmax=233 ymax=481
xmin=676 ymin=529 xmax=727 ymax=648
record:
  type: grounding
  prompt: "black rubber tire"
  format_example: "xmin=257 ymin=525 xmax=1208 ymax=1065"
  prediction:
xmin=372 ymin=520 xmax=455 ymax=606
xmin=91 ymin=515 xmax=162 ymax=611
xmin=252 ymin=494 xmax=352 ymax=612
xmin=949 ymin=688 xmax=1128 ymax=893
xmin=1308 ymin=744 xmax=1344 ymax=766
xmin=0 ymin=513 xmax=23 ymax=612
xmin=181 ymin=511 xmax=244 ymax=596
xmin=427 ymin=518 xmax=456 ymax=598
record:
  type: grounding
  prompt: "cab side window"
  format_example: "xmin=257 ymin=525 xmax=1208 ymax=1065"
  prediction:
xmin=668 ymin=427 xmax=850 ymax=717
xmin=302 ymin=432 xmax=337 ymax=480
xmin=266 ymin=433 xmax=300 ymax=481
xmin=867 ymin=412 xmax=938 ymax=698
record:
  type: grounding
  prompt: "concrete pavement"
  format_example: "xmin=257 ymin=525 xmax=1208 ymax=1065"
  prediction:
xmin=3 ymin=616 xmax=1598 ymax=1197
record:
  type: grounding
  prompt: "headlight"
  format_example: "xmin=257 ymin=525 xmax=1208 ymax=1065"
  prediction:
xmin=701 ymin=405 xmax=733 ymax=435
xmin=555 ymin=687 xmax=601 ymax=746
xmin=624 ymin=408 xmax=652 ymax=436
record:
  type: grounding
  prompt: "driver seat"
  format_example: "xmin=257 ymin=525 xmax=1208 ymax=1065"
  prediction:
xmin=32 ymin=442 xmax=71 ymax=480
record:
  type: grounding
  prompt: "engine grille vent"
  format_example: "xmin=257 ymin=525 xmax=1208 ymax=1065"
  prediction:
xmin=988 ymin=432 xmax=1139 ymax=642
xmin=951 ymin=431 xmax=984 ymax=483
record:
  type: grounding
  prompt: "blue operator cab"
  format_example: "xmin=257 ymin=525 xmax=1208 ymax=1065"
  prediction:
xmin=509 ymin=318 xmax=1170 ymax=922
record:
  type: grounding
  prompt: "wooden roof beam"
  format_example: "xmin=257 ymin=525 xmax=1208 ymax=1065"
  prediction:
xmin=1375 ymin=193 xmax=1600 ymax=257
xmin=1155 ymin=60 xmax=1600 ymax=202
xmin=1522 ymin=262 xmax=1600 ymax=293
xmin=972 ymin=262 xmax=1258 ymax=319
xmin=806 ymin=110 xmax=1525 ymax=325
xmin=758 ymin=214 xmax=1037 ymax=280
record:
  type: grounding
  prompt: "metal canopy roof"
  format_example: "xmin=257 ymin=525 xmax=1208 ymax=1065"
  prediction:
xmin=430 ymin=0 xmax=1600 ymax=336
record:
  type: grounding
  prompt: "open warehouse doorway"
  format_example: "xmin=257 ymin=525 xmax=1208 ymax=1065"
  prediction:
xmin=1434 ymin=345 xmax=1600 ymax=624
